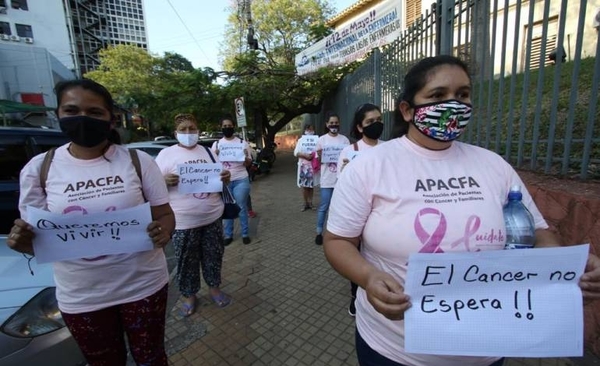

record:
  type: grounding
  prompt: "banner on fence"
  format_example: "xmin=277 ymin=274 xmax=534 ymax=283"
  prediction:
xmin=295 ymin=1 xmax=402 ymax=75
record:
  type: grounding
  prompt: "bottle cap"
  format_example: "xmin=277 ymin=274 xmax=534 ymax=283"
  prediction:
xmin=510 ymin=184 xmax=521 ymax=192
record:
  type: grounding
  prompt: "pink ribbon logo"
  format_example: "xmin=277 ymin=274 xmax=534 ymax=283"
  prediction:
xmin=450 ymin=215 xmax=481 ymax=251
xmin=414 ymin=208 xmax=447 ymax=253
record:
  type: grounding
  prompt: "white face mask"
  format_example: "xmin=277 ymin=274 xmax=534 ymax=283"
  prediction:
xmin=176 ymin=132 xmax=198 ymax=147
xmin=305 ymin=130 xmax=315 ymax=135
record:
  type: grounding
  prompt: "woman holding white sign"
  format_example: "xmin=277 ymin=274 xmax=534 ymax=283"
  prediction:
xmin=155 ymin=113 xmax=233 ymax=317
xmin=314 ymin=112 xmax=350 ymax=245
xmin=294 ymin=121 xmax=320 ymax=211
xmin=7 ymin=79 xmax=175 ymax=366
xmin=321 ymin=56 xmax=597 ymax=366
xmin=212 ymin=115 xmax=254 ymax=246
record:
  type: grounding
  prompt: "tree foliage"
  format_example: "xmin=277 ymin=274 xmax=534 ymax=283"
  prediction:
xmin=85 ymin=45 xmax=228 ymax=138
xmin=220 ymin=0 xmax=356 ymax=142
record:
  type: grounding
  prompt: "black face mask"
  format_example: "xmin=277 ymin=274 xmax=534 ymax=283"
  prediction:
xmin=362 ymin=122 xmax=384 ymax=140
xmin=59 ymin=115 xmax=111 ymax=148
xmin=222 ymin=127 xmax=235 ymax=138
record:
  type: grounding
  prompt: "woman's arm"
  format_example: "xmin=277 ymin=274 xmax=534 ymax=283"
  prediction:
xmin=323 ymin=231 xmax=411 ymax=320
xmin=534 ymin=229 xmax=561 ymax=248
xmin=147 ymin=203 xmax=175 ymax=249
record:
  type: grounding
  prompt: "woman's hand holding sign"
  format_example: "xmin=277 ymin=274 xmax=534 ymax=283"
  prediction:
xmin=220 ymin=169 xmax=231 ymax=184
xmin=580 ymin=253 xmax=600 ymax=302
xmin=365 ymin=269 xmax=412 ymax=320
xmin=7 ymin=219 xmax=35 ymax=255
xmin=165 ymin=173 xmax=179 ymax=187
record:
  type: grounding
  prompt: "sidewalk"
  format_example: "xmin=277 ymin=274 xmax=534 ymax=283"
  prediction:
xmin=164 ymin=150 xmax=584 ymax=366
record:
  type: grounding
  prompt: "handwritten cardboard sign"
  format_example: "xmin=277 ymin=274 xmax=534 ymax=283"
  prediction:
xmin=404 ymin=245 xmax=588 ymax=357
xmin=177 ymin=163 xmax=222 ymax=194
xmin=298 ymin=135 xmax=318 ymax=154
xmin=218 ymin=143 xmax=246 ymax=162
xmin=28 ymin=203 xmax=154 ymax=264
xmin=321 ymin=144 xmax=345 ymax=163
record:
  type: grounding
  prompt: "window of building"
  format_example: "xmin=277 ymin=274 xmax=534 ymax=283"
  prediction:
xmin=522 ymin=16 xmax=558 ymax=71
xmin=15 ymin=23 xmax=33 ymax=38
xmin=11 ymin=0 xmax=28 ymax=10
xmin=406 ymin=0 xmax=421 ymax=28
xmin=0 ymin=22 xmax=11 ymax=35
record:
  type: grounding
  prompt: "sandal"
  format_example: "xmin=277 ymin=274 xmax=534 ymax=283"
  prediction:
xmin=210 ymin=292 xmax=232 ymax=308
xmin=180 ymin=297 xmax=196 ymax=317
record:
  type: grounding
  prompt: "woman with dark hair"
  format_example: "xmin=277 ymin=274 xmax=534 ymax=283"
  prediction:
xmin=314 ymin=111 xmax=349 ymax=245
xmin=322 ymin=55 xmax=600 ymax=365
xmin=337 ymin=103 xmax=384 ymax=176
xmin=212 ymin=115 xmax=253 ymax=245
xmin=7 ymin=78 xmax=175 ymax=365
xmin=294 ymin=121 xmax=319 ymax=211
xmin=155 ymin=113 xmax=232 ymax=315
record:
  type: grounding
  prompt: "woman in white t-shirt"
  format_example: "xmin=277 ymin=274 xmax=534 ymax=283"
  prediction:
xmin=336 ymin=103 xmax=385 ymax=318
xmin=155 ymin=113 xmax=233 ymax=317
xmin=323 ymin=56 xmax=600 ymax=366
xmin=7 ymin=79 xmax=175 ymax=365
xmin=211 ymin=116 xmax=254 ymax=246
xmin=294 ymin=121 xmax=320 ymax=211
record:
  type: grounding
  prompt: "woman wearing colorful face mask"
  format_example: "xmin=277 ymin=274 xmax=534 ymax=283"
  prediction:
xmin=323 ymin=56 xmax=568 ymax=366
xmin=211 ymin=116 xmax=253 ymax=245
xmin=155 ymin=114 xmax=233 ymax=316
xmin=7 ymin=79 xmax=175 ymax=365
xmin=294 ymin=121 xmax=320 ymax=211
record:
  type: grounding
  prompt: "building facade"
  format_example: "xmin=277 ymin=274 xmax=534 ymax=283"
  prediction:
xmin=66 ymin=0 xmax=148 ymax=75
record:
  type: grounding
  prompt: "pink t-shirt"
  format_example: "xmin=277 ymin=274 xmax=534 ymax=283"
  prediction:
xmin=327 ymin=136 xmax=548 ymax=366
xmin=316 ymin=133 xmax=350 ymax=188
xmin=211 ymin=137 xmax=252 ymax=181
xmin=19 ymin=144 xmax=170 ymax=314
xmin=337 ymin=139 xmax=383 ymax=178
xmin=155 ymin=144 xmax=224 ymax=230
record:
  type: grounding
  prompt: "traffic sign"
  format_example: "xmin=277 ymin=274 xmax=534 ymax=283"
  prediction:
xmin=234 ymin=97 xmax=247 ymax=127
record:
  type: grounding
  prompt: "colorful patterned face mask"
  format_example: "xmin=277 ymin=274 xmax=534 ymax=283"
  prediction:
xmin=412 ymin=100 xmax=472 ymax=141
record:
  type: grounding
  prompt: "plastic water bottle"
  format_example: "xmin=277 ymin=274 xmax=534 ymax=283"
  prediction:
xmin=503 ymin=185 xmax=535 ymax=249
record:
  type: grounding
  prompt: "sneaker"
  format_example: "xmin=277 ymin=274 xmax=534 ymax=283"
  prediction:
xmin=301 ymin=205 xmax=310 ymax=212
xmin=243 ymin=237 xmax=251 ymax=245
xmin=315 ymin=234 xmax=323 ymax=245
xmin=348 ymin=298 xmax=356 ymax=317
xmin=224 ymin=238 xmax=233 ymax=246
xmin=248 ymin=210 xmax=257 ymax=218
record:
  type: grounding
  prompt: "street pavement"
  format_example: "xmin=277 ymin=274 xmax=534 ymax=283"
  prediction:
xmin=164 ymin=150 xmax=592 ymax=366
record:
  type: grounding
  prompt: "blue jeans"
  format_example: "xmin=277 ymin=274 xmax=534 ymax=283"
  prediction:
xmin=316 ymin=187 xmax=334 ymax=234
xmin=223 ymin=177 xmax=250 ymax=238
xmin=356 ymin=329 xmax=505 ymax=366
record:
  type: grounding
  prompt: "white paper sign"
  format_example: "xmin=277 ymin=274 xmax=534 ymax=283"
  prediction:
xmin=177 ymin=163 xmax=223 ymax=194
xmin=404 ymin=245 xmax=588 ymax=357
xmin=298 ymin=135 xmax=318 ymax=154
xmin=28 ymin=203 xmax=154 ymax=264
xmin=218 ymin=143 xmax=246 ymax=162
xmin=321 ymin=145 xmax=345 ymax=163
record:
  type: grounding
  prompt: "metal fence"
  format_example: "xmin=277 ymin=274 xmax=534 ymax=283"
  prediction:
xmin=306 ymin=0 xmax=600 ymax=180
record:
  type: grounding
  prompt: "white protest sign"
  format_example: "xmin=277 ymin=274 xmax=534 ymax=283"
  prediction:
xmin=404 ymin=245 xmax=589 ymax=357
xmin=298 ymin=135 xmax=318 ymax=154
xmin=177 ymin=163 xmax=223 ymax=194
xmin=321 ymin=145 xmax=345 ymax=163
xmin=234 ymin=97 xmax=247 ymax=128
xmin=218 ymin=143 xmax=246 ymax=162
xmin=28 ymin=203 xmax=154 ymax=264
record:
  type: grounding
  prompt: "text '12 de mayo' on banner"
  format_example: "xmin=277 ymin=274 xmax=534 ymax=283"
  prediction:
xmin=403 ymin=245 xmax=589 ymax=358
xmin=294 ymin=0 xmax=403 ymax=75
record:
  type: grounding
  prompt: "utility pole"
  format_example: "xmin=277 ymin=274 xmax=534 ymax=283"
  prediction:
xmin=242 ymin=0 xmax=263 ymax=148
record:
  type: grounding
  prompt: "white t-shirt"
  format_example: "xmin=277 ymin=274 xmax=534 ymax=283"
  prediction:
xmin=155 ymin=144 xmax=224 ymax=230
xmin=316 ymin=133 xmax=350 ymax=188
xmin=327 ymin=136 xmax=548 ymax=366
xmin=19 ymin=144 xmax=170 ymax=314
xmin=212 ymin=137 xmax=252 ymax=181
xmin=337 ymin=139 xmax=383 ymax=178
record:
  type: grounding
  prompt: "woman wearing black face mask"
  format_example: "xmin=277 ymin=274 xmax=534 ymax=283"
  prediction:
xmin=338 ymin=103 xmax=384 ymax=176
xmin=7 ymin=79 xmax=175 ymax=366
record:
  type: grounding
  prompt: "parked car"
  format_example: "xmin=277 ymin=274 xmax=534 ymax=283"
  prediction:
xmin=127 ymin=138 xmax=218 ymax=158
xmin=0 ymin=127 xmax=86 ymax=366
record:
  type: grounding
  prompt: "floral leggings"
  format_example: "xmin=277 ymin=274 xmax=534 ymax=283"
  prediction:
xmin=61 ymin=284 xmax=168 ymax=366
xmin=172 ymin=220 xmax=224 ymax=297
